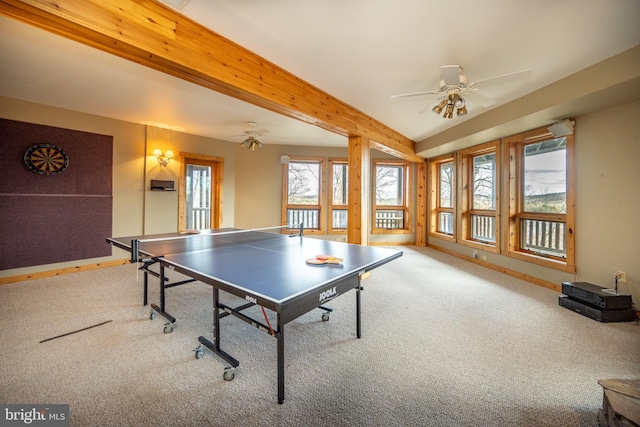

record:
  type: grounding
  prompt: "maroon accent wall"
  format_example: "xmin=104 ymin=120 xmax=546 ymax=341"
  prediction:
xmin=0 ymin=118 xmax=113 ymax=270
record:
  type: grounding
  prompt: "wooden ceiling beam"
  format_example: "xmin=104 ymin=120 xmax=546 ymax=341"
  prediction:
xmin=0 ymin=0 xmax=423 ymax=162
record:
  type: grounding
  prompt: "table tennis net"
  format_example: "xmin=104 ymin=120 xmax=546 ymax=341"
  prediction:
xmin=131 ymin=225 xmax=299 ymax=262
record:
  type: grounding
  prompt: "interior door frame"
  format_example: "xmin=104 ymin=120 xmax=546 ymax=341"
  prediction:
xmin=178 ymin=152 xmax=224 ymax=231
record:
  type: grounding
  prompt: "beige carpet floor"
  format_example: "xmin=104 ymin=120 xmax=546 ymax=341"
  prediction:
xmin=1 ymin=245 xmax=639 ymax=426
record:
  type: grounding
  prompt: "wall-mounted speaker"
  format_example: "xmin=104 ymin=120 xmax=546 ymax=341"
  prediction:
xmin=548 ymin=119 xmax=574 ymax=137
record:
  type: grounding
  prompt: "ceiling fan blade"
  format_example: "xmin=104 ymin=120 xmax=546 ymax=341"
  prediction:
xmin=470 ymin=69 xmax=532 ymax=89
xmin=441 ymin=65 xmax=461 ymax=86
xmin=464 ymin=91 xmax=497 ymax=107
xmin=389 ymin=90 xmax=441 ymax=101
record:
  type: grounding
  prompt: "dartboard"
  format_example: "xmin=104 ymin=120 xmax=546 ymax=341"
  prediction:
xmin=24 ymin=144 xmax=69 ymax=175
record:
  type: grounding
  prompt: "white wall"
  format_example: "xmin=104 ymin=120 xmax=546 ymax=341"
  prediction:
xmin=143 ymin=126 xmax=237 ymax=234
xmin=574 ymin=100 xmax=640 ymax=301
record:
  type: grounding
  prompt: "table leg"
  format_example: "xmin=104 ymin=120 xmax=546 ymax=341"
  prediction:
xmin=213 ymin=288 xmax=220 ymax=351
xmin=159 ymin=264 xmax=166 ymax=313
xmin=197 ymin=288 xmax=239 ymax=375
xmin=356 ymin=280 xmax=362 ymax=339
xmin=143 ymin=268 xmax=148 ymax=306
xmin=150 ymin=264 xmax=176 ymax=332
xmin=277 ymin=312 xmax=285 ymax=404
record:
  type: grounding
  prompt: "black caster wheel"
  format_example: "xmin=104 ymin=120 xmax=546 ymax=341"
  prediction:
xmin=223 ymin=367 xmax=235 ymax=381
xmin=194 ymin=346 xmax=204 ymax=359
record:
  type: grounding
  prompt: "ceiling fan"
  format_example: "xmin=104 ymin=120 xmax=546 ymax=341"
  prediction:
xmin=390 ymin=65 xmax=532 ymax=118
xmin=238 ymin=121 xmax=269 ymax=150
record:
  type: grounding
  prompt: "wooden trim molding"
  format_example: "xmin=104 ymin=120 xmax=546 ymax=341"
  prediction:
xmin=428 ymin=244 xmax=562 ymax=293
xmin=0 ymin=259 xmax=130 ymax=285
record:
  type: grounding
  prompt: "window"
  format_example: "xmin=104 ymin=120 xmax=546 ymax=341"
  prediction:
xmin=459 ymin=141 xmax=500 ymax=252
xmin=372 ymin=159 xmax=411 ymax=233
xmin=282 ymin=157 xmax=325 ymax=233
xmin=178 ymin=153 xmax=223 ymax=231
xmin=329 ymin=158 xmax=348 ymax=233
xmin=186 ymin=164 xmax=211 ymax=229
xmin=428 ymin=154 xmax=456 ymax=241
xmin=504 ymin=126 xmax=575 ymax=272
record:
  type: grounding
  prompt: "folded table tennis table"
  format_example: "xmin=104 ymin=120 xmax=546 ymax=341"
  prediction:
xmin=107 ymin=227 xmax=402 ymax=403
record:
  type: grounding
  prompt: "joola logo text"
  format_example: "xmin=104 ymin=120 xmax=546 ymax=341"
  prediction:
xmin=245 ymin=295 xmax=257 ymax=304
xmin=319 ymin=287 xmax=337 ymax=302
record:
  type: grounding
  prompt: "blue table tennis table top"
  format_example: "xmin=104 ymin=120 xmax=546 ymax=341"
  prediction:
xmin=108 ymin=229 xmax=402 ymax=305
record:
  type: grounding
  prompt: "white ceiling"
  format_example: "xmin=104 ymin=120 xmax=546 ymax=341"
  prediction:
xmin=1 ymin=0 xmax=639 ymax=156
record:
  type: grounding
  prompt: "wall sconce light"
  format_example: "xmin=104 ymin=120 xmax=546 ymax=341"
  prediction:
xmin=153 ymin=148 xmax=174 ymax=167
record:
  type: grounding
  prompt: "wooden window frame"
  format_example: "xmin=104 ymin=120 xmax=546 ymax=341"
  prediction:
xmin=178 ymin=152 xmax=224 ymax=231
xmin=372 ymin=159 xmax=412 ymax=234
xmin=459 ymin=140 xmax=500 ymax=254
xmin=281 ymin=156 xmax=326 ymax=234
xmin=503 ymin=125 xmax=576 ymax=272
xmin=328 ymin=158 xmax=348 ymax=234
xmin=428 ymin=154 xmax=456 ymax=242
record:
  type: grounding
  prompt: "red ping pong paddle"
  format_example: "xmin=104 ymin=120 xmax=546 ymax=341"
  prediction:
xmin=306 ymin=255 xmax=343 ymax=265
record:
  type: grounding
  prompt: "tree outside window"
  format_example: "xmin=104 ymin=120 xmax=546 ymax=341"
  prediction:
xmin=373 ymin=160 xmax=410 ymax=232
xmin=429 ymin=155 xmax=456 ymax=241
xmin=459 ymin=141 xmax=500 ymax=251
xmin=329 ymin=159 xmax=348 ymax=232
xmin=282 ymin=157 xmax=325 ymax=233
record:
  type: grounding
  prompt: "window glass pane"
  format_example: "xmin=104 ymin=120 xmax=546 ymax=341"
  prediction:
xmin=439 ymin=161 xmax=453 ymax=208
xmin=524 ymin=138 xmax=566 ymax=213
xmin=471 ymin=214 xmax=495 ymax=243
xmin=438 ymin=212 xmax=453 ymax=235
xmin=287 ymin=208 xmax=319 ymax=229
xmin=473 ymin=154 xmax=496 ymax=210
xmin=288 ymin=162 xmax=320 ymax=205
xmin=520 ymin=218 xmax=566 ymax=258
xmin=332 ymin=209 xmax=347 ymax=229
xmin=186 ymin=164 xmax=211 ymax=230
xmin=375 ymin=165 xmax=403 ymax=205
xmin=332 ymin=163 xmax=348 ymax=205
xmin=375 ymin=209 xmax=404 ymax=229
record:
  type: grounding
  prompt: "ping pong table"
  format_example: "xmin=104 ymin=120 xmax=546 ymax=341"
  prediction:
xmin=107 ymin=226 xmax=402 ymax=403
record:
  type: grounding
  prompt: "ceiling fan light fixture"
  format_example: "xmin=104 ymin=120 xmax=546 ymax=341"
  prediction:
xmin=392 ymin=64 xmax=530 ymax=120
xmin=443 ymin=102 xmax=455 ymax=119
xmin=432 ymin=99 xmax=448 ymax=114
xmin=241 ymin=136 xmax=257 ymax=150
xmin=241 ymin=136 xmax=263 ymax=151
